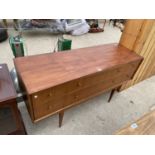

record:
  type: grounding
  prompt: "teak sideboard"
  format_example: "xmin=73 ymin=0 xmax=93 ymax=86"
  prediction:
xmin=14 ymin=43 xmax=143 ymax=127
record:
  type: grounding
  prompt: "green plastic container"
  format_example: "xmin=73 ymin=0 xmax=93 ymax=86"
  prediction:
xmin=9 ymin=35 xmax=25 ymax=57
xmin=58 ymin=38 xmax=72 ymax=51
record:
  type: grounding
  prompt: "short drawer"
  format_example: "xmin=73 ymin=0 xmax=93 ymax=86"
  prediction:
xmin=32 ymin=88 xmax=54 ymax=105
xmin=32 ymin=97 xmax=63 ymax=119
xmin=31 ymin=79 xmax=83 ymax=104
xmin=54 ymin=79 xmax=83 ymax=97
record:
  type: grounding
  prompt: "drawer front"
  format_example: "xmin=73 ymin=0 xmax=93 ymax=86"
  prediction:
xmin=32 ymin=97 xmax=63 ymax=119
xmin=32 ymin=61 xmax=139 ymax=104
xmin=63 ymin=61 xmax=140 ymax=107
xmin=82 ymin=61 xmax=139 ymax=86
xmin=54 ymin=79 xmax=83 ymax=97
xmin=54 ymin=60 xmax=140 ymax=97
xmin=32 ymin=87 xmax=54 ymax=105
xmin=32 ymin=60 xmax=140 ymax=120
xmin=63 ymin=68 xmax=132 ymax=108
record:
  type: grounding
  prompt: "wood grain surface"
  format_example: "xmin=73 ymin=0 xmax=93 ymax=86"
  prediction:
xmin=119 ymin=19 xmax=155 ymax=90
xmin=14 ymin=43 xmax=143 ymax=123
xmin=116 ymin=110 xmax=155 ymax=135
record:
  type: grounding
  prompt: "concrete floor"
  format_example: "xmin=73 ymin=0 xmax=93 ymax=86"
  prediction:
xmin=1 ymin=21 xmax=155 ymax=134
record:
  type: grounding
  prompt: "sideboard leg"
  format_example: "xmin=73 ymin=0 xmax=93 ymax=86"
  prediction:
xmin=116 ymin=85 xmax=122 ymax=92
xmin=59 ymin=111 xmax=64 ymax=128
xmin=108 ymin=88 xmax=115 ymax=102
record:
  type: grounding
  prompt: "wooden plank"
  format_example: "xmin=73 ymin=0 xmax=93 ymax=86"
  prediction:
xmin=123 ymin=19 xmax=144 ymax=35
xmin=133 ymin=20 xmax=154 ymax=54
xmin=121 ymin=26 xmax=155 ymax=89
xmin=144 ymin=22 xmax=155 ymax=77
xmin=119 ymin=20 xmax=145 ymax=89
xmin=134 ymin=22 xmax=155 ymax=84
xmin=119 ymin=19 xmax=144 ymax=50
xmin=119 ymin=33 xmax=137 ymax=50
xmin=116 ymin=110 xmax=155 ymax=135
xmin=120 ymin=20 xmax=155 ymax=90
xmin=142 ymin=39 xmax=155 ymax=79
xmin=150 ymin=58 xmax=155 ymax=76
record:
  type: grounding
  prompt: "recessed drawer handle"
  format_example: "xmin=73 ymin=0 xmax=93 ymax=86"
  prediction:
xmin=34 ymin=95 xmax=38 ymax=99
xmin=75 ymin=95 xmax=79 ymax=99
xmin=112 ymin=80 xmax=115 ymax=83
xmin=48 ymin=105 xmax=52 ymax=110
xmin=117 ymin=69 xmax=121 ymax=73
xmin=48 ymin=93 xmax=52 ymax=96
xmin=77 ymin=82 xmax=82 ymax=87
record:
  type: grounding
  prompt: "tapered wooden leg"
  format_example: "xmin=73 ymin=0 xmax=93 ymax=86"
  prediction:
xmin=116 ymin=85 xmax=122 ymax=92
xmin=59 ymin=111 xmax=64 ymax=127
xmin=108 ymin=88 xmax=115 ymax=102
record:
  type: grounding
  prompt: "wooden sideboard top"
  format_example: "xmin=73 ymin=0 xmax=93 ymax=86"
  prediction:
xmin=14 ymin=43 xmax=143 ymax=94
xmin=0 ymin=64 xmax=17 ymax=103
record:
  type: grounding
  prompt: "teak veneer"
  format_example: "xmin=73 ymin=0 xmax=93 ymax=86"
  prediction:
xmin=14 ymin=43 xmax=143 ymax=127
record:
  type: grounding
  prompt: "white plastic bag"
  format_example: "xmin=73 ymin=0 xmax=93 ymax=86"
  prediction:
xmin=71 ymin=22 xmax=90 ymax=36
xmin=65 ymin=19 xmax=86 ymax=32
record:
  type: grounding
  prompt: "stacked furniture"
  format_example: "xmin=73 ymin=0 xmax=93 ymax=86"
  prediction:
xmin=0 ymin=64 xmax=26 ymax=135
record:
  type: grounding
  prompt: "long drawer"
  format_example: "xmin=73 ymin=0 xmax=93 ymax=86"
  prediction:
xmin=57 ymin=60 xmax=138 ymax=109
xmin=32 ymin=60 xmax=141 ymax=120
xmin=31 ymin=60 xmax=140 ymax=105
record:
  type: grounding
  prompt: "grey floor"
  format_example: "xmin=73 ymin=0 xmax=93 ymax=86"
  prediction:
xmin=1 ymin=20 xmax=155 ymax=134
